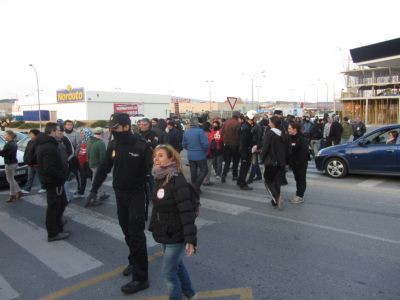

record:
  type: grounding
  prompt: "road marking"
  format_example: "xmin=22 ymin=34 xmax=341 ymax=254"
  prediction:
xmin=39 ymin=251 xmax=163 ymax=300
xmin=249 ymin=210 xmax=400 ymax=245
xmin=0 ymin=274 xmax=19 ymax=300
xmin=203 ymin=186 xmax=266 ymax=203
xmin=103 ymin=180 xmax=113 ymax=187
xmin=201 ymin=197 xmax=251 ymax=215
xmin=0 ymin=211 xmax=102 ymax=279
xmin=24 ymin=195 xmax=215 ymax=248
xmin=357 ymin=179 xmax=385 ymax=188
xmin=137 ymin=287 xmax=253 ymax=300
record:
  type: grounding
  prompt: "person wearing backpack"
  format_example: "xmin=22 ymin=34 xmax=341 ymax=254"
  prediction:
xmin=149 ymin=144 xmax=198 ymax=300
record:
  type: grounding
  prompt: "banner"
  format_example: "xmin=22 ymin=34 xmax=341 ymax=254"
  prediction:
xmin=113 ymin=103 xmax=144 ymax=116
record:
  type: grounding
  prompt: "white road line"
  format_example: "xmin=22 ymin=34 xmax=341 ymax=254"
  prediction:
xmin=0 ymin=211 xmax=102 ymax=279
xmin=0 ymin=274 xmax=19 ymax=300
xmin=357 ymin=179 xmax=385 ymax=188
xmin=200 ymin=197 xmax=251 ymax=215
xmin=202 ymin=186 xmax=267 ymax=203
xmin=249 ymin=210 xmax=400 ymax=246
xmin=24 ymin=195 xmax=215 ymax=248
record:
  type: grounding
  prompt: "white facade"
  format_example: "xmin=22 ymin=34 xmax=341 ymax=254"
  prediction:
xmin=18 ymin=89 xmax=171 ymax=121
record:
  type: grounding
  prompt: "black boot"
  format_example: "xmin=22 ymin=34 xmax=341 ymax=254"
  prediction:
xmin=121 ymin=279 xmax=149 ymax=294
xmin=122 ymin=264 xmax=133 ymax=276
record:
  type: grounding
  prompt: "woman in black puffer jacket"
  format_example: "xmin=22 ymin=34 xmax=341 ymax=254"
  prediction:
xmin=149 ymin=144 xmax=198 ymax=300
xmin=288 ymin=122 xmax=309 ymax=204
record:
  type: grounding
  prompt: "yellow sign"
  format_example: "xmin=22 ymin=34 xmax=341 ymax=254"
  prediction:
xmin=57 ymin=87 xmax=85 ymax=102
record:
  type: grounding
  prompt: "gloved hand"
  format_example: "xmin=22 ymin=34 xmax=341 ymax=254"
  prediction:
xmin=84 ymin=191 xmax=97 ymax=208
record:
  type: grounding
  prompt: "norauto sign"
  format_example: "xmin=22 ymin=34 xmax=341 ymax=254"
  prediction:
xmin=57 ymin=86 xmax=85 ymax=102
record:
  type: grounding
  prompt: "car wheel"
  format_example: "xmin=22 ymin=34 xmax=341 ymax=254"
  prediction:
xmin=324 ymin=157 xmax=348 ymax=178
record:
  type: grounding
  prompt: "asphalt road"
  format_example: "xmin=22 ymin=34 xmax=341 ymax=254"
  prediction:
xmin=0 ymin=160 xmax=399 ymax=300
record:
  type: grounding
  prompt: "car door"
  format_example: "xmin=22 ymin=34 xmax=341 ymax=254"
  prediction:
xmin=350 ymin=128 xmax=399 ymax=173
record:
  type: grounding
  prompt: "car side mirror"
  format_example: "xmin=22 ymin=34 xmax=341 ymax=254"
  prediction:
xmin=358 ymin=139 xmax=369 ymax=146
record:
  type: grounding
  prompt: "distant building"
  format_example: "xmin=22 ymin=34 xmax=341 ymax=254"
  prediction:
xmin=18 ymin=87 xmax=171 ymax=121
xmin=340 ymin=38 xmax=400 ymax=125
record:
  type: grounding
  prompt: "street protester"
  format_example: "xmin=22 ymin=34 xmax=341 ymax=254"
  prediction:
xmin=74 ymin=128 xmax=94 ymax=200
xmin=149 ymin=144 xmax=198 ymax=300
xmin=0 ymin=130 xmax=23 ymax=203
xmin=220 ymin=111 xmax=241 ymax=183
xmin=36 ymin=123 xmax=69 ymax=241
xmin=63 ymin=119 xmax=81 ymax=194
xmin=86 ymin=113 xmax=152 ymax=295
xmin=210 ymin=120 xmax=224 ymax=181
xmin=261 ymin=116 xmax=288 ymax=210
xmin=237 ymin=110 xmax=258 ymax=190
xmin=288 ymin=122 xmax=309 ymax=204
xmin=341 ymin=116 xmax=353 ymax=144
xmin=352 ymin=116 xmax=367 ymax=140
xmin=202 ymin=121 xmax=214 ymax=186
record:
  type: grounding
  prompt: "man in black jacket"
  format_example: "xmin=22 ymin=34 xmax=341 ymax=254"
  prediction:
xmin=166 ymin=120 xmax=183 ymax=152
xmin=86 ymin=113 xmax=152 ymax=295
xmin=36 ymin=123 xmax=69 ymax=242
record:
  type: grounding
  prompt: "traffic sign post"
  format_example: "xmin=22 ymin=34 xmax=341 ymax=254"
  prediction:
xmin=227 ymin=97 xmax=238 ymax=111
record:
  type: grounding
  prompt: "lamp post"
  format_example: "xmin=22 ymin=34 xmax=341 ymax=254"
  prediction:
xmin=29 ymin=64 xmax=42 ymax=131
xmin=242 ymin=71 xmax=265 ymax=110
xmin=206 ymin=80 xmax=214 ymax=112
xmin=256 ymin=85 xmax=262 ymax=110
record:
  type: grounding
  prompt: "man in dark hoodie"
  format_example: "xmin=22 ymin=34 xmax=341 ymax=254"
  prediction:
xmin=36 ymin=122 xmax=69 ymax=242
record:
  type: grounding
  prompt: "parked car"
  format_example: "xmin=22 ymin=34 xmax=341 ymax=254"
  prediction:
xmin=315 ymin=124 xmax=400 ymax=178
xmin=0 ymin=133 xmax=28 ymax=185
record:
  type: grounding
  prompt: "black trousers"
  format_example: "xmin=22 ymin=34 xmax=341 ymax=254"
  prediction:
xmin=264 ymin=166 xmax=285 ymax=201
xmin=237 ymin=152 xmax=251 ymax=187
xmin=292 ymin=163 xmax=307 ymax=197
xmin=46 ymin=185 xmax=67 ymax=238
xmin=222 ymin=145 xmax=240 ymax=178
xmin=78 ymin=162 xmax=92 ymax=195
xmin=189 ymin=159 xmax=208 ymax=192
xmin=115 ymin=188 xmax=148 ymax=281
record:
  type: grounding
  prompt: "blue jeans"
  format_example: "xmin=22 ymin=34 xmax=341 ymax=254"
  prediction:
xmin=162 ymin=243 xmax=195 ymax=300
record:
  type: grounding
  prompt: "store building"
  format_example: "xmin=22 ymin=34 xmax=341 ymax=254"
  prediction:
xmin=340 ymin=38 xmax=400 ymax=125
xmin=18 ymin=86 xmax=171 ymax=121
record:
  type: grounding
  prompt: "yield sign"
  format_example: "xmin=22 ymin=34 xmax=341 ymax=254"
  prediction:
xmin=226 ymin=97 xmax=238 ymax=110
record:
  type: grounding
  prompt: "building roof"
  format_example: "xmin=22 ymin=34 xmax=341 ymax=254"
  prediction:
xmin=350 ymin=38 xmax=400 ymax=67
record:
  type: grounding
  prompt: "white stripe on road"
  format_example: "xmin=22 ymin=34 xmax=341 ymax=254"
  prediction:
xmin=202 ymin=186 xmax=267 ymax=203
xmin=357 ymin=179 xmax=385 ymax=188
xmin=201 ymin=197 xmax=251 ymax=215
xmin=0 ymin=274 xmax=19 ymax=300
xmin=249 ymin=210 xmax=400 ymax=246
xmin=0 ymin=211 xmax=102 ymax=279
xmin=24 ymin=195 xmax=215 ymax=248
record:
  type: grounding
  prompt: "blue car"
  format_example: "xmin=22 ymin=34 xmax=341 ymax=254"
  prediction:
xmin=315 ymin=125 xmax=400 ymax=178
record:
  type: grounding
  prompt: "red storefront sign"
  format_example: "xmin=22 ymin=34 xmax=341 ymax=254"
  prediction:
xmin=113 ymin=103 xmax=142 ymax=116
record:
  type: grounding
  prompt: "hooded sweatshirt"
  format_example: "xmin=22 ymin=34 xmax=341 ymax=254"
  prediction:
xmin=261 ymin=128 xmax=287 ymax=167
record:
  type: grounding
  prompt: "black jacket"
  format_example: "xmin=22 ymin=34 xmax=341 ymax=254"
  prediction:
xmin=139 ymin=129 xmax=160 ymax=150
xmin=23 ymin=139 xmax=37 ymax=166
xmin=310 ymin=123 xmax=323 ymax=140
xmin=167 ymin=127 xmax=183 ymax=152
xmin=239 ymin=121 xmax=255 ymax=157
xmin=91 ymin=132 xmax=152 ymax=193
xmin=288 ymin=134 xmax=308 ymax=167
xmin=148 ymin=173 xmax=197 ymax=246
xmin=35 ymin=134 xmax=67 ymax=187
xmin=0 ymin=140 xmax=18 ymax=165
xmin=329 ymin=121 xmax=343 ymax=144
xmin=261 ymin=128 xmax=287 ymax=167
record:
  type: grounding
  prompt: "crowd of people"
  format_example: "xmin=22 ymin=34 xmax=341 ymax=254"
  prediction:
xmin=0 ymin=110 xmax=369 ymax=299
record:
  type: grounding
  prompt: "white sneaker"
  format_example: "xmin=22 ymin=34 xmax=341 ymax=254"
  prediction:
xmin=291 ymin=196 xmax=304 ymax=204
xmin=21 ymin=189 xmax=30 ymax=194
xmin=215 ymin=176 xmax=221 ymax=180
xmin=277 ymin=196 xmax=284 ymax=210
xmin=184 ymin=293 xmax=198 ymax=300
xmin=38 ymin=189 xmax=46 ymax=193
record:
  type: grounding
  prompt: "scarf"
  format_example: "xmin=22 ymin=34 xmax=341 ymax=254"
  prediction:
xmin=152 ymin=161 xmax=179 ymax=186
xmin=80 ymin=128 xmax=93 ymax=143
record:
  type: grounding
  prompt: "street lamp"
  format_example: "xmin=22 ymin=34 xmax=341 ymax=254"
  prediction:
xmin=255 ymin=85 xmax=262 ymax=110
xmin=29 ymin=64 xmax=42 ymax=131
xmin=206 ymin=80 xmax=214 ymax=112
xmin=242 ymin=71 xmax=265 ymax=110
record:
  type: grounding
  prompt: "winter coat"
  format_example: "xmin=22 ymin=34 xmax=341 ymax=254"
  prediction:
xmin=261 ymin=128 xmax=287 ymax=167
xmin=310 ymin=123 xmax=323 ymax=140
xmin=86 ymin=136 xmax=106 ymax=169
xmin=288 ymin=134 xmax=308 ymax=167
xmin=64 ymin=129 xmax=80 ymax=150
xmin=182 ymin=126 xmax=208 ymax=161
xmin=341 ymin=122 xmax=353 ymax=140
xmin=0 ymin=140 xmax=18 ymax=165
xmin=352 ymin=121 xmax=366 ymax=139
xmin=152 ymin=126 xmax=170 ymax=145
xmin=207 ymin=128 xmax=224 ymax=157
xmin=91 ymin=132 xmax=152 ymax=193
xmin=23 ymin=139 xmax=37 ymax=166
xmin=148 ymin=173 xmax=197 ymax=246
xmin=35 ymin=134 xmax=68 ymax=187
xmin=167 ymin=127 xmax=183 ymax=152
xmin=329 ymin=121 xmax=343 ymax=145
xmin=239 ymin=122 xmax=254 ymax=158
xmin=221 ymin=118 xmax=241 ymax=146
xmin=139 ymin=129 xmax=160 ymax=150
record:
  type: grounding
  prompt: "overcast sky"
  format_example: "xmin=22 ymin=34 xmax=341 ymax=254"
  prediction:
xmin=1 ymin=0 xmax=399 ymax=104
